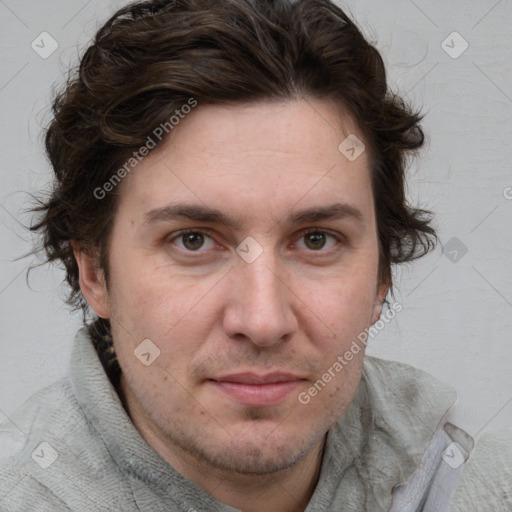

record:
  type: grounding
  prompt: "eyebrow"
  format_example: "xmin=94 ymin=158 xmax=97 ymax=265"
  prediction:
xmin=142 ymin=202 xmax=364 ymax=229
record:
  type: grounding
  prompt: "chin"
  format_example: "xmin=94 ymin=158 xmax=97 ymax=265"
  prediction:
xmin=178 ymin=422 xmax=317 ymax=476
xmin=201 ymin=439 xmax=311 ymax=475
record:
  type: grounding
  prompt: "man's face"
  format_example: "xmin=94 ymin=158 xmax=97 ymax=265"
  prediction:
xmin=83 ymin=99 xmax=387 ymax=475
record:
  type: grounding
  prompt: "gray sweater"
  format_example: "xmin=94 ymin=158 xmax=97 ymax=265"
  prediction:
xmin=0 ymin=327 xmax=510 ymax=511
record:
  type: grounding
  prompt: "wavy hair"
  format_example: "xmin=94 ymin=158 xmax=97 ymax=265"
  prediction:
xmin=28 ymin=0 xmax=436 ymax=379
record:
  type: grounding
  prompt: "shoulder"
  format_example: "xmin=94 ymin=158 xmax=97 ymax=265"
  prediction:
xmin=0 ymin=377 xmax=79 ymax=462
xmin=450 ymin=428 xmax=512 ymax=511
xmin=325 ymin=356 xmax=461 ymax=511
xmin=0 ymin=377 xmax=130 ymax=511
xmin=0 ymin=378 xmax=76 ymax=510
xmin=362 ymin=355 xmax=457 ymax=413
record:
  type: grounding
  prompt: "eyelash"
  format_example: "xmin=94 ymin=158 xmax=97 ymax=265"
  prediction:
xmin=166 ymin=228 xmax=346 ymax=255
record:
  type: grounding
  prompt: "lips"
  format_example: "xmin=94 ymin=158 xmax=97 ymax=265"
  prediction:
xmin=208 ymin=372 xmax=306 ymax=407
xmin=212 ymin=372 xmax=304 ymax=384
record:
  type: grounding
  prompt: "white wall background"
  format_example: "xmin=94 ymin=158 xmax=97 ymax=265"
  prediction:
xmin=0 ymin=0 xmax=511 ymax=441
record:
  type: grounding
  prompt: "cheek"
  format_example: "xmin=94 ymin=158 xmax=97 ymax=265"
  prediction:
xmin=108 ymin=253 xmax=202 ymax=329
xmin=316 ymin=272 xmax=377 ymax=336
xmin=109 ymin=272 xmax=220 ymax=374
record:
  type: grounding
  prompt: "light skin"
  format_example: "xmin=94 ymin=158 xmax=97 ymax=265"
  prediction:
xmin=73 ymin=98 xmax=389 ymax=512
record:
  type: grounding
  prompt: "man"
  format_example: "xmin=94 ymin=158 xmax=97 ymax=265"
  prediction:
xmin=0 ymin=0 xmax=510 ymax=510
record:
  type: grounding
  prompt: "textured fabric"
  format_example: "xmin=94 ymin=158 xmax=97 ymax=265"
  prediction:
xmin=389 ymin=421 xmax=470 ymax=512
xmin=450 ymin=428 xmax=512 ymax=512
xmin=0 ymin=327 xmax=509 ymax=511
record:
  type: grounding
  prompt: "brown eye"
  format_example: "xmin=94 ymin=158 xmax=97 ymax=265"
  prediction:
xmin=304 ymin=232 xmax=327 ymax=250
xmin=169 ymin=230 xmax=215 ymax=252
xmin=182 ymin=232 xmax=205 ymax=250
xmin=296 ymin=230 xmax=339 ymax=252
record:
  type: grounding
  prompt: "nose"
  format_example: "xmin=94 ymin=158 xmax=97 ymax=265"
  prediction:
xmin=222 ymin=252 xmax=298 ymax=348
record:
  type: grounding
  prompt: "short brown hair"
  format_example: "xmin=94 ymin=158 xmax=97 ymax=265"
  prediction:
xmin=29 ymin=0 xmax=436 ymax=374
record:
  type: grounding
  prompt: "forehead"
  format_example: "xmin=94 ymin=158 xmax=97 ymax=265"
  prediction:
xmin=115 ymin=98 xmax=373 ymax=222
xmin=160 ymin=98 xmax=367 ymax=168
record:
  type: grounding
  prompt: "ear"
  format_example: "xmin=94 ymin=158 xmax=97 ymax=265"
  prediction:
xmin=370 ymin=279 xmax=390 ymax=325
xmin=72 ymin=241 xmax=110 ymax=319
